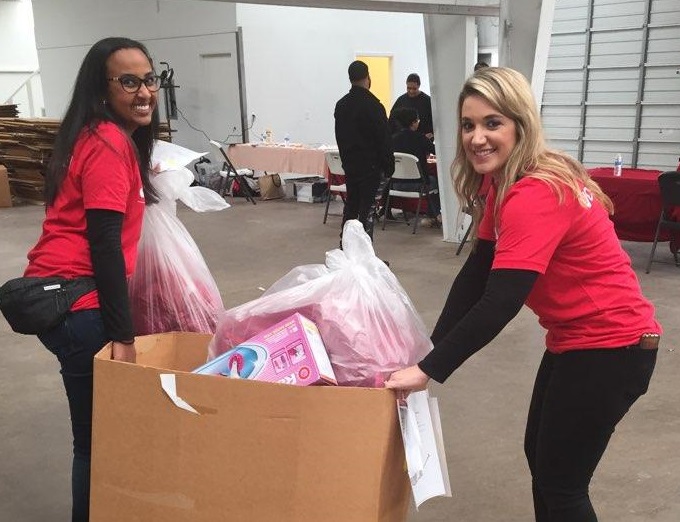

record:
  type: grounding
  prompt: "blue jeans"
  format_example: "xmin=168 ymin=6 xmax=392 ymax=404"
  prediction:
xmin=38 ymin=310 xmax=109 ymax=522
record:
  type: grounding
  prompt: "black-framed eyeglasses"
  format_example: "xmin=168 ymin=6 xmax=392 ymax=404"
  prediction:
xmin=107 ymin=74 xmax=161 ymax=94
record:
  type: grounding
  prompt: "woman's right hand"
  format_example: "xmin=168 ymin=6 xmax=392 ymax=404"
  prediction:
xmin=384 ymin=364 xmax=430 ymax=392
xmin=111 ymin=341 xmax=136 ymax=363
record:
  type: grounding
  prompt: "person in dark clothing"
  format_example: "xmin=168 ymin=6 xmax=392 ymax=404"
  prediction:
xmin=392 ymin=108 xmax=435 ymax=171
xmin=334 ymin=60 xmax=394 ymax=240
xmin=388 ymin=107 xmax=440 ymax=224
xmin=389 ymin=73 xmax=434 ymax=139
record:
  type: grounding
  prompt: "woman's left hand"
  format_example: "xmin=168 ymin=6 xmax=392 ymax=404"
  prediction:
xmin=111 ymin=341 xmax=136 ymax=363
xmin=384 ymin=365 xmax=430 ymax=392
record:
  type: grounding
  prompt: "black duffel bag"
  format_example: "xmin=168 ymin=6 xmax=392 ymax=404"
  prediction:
xmin=0 ymin=276 xmax=97 ymax=335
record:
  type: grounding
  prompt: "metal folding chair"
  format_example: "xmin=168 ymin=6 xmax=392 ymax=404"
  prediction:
xmin=209 ymin=140 xmax=257 ymax=205
xmin=645 ymin=171 xmax=680 ymax=273
xmin=456 ymin=175 xmax=491 ymax=255
xmin=322 ymin=151 xmax=347 ymax=224
xmin=382 ymin=152 xmax=437 ymax=234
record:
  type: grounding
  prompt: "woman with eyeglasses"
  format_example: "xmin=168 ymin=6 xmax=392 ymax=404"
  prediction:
xmin=385 ymin=67 xmax=660 ymax=521
xmin=22 ymin=37 xmax=161 ymax=521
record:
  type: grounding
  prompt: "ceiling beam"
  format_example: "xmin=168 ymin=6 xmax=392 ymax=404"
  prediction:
xmin=205 ymin=0 xmax=500 ymax=17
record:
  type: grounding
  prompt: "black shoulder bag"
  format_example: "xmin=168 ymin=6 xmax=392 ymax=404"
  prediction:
xmin=0 ymin=277 xmax=97 ymax=335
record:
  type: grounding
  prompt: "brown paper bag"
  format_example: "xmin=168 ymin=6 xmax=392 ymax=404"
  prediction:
xmin=258 ymin=173 xmax=284 ymax=200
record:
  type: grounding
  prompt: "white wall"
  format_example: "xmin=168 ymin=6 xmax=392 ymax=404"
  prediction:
xmin=0 ymin=1 xmax=39 ymax=70
xmin=236 ymin=3 xmax=430 ymax=145
xmin=476 ymin=15 xmax=499 ymax=65
xmin=0 ymin=1 xmax=44 ymax=116
xmin=31 ymin=0 xmax=239 ymax=153
xmin=15 ymin=0 xmax=483 ymax=151
xmin=22 ymin=0 xmax=498 ymax=155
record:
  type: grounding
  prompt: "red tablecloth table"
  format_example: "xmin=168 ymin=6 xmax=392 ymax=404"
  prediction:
xmin=588 ymin=167 xmax=680 ymax=252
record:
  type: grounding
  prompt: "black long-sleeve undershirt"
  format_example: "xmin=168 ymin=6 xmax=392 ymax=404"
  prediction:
xmin=430 ymin=240 xmax=495 ymax=345
xmin=420 ymin=240 xmax=539 ymax=383
xmin=85 ymin=209 xmax=134 ymax=343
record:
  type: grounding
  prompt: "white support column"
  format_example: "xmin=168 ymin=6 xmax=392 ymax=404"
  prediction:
xmin=26 ymin=78 xmax=35 ymax=118
xmin=424 ymin=14 xmax=477 ymax=242
xmin=530 ymin=0 xmax=556 ymax=104
xmin=499 ymin=0 xmax=555 ymax=96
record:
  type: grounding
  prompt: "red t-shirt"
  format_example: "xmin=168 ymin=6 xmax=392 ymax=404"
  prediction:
xmin=478 ymin=176 xmax=661 ymax=353
xmin=24 ymin=121 xmax=145 ymax=311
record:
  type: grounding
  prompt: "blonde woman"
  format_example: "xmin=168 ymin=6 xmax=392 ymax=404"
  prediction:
xmin=385 ymin=67 xmax=660 ymax=521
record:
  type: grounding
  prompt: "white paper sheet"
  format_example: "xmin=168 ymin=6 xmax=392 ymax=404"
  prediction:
xmin=160 ymin=373 xmax=199 ymax=414
xmin=397 ymin=390 xmax=452 ymax=509
xmin=152 ymin=140 xmax=208 ymax=172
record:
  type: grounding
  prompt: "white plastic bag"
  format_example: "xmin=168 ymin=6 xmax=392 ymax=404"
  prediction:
xmin=152 ymin=166 xmax=229 ymax=213
xmin=208 ymin=220 xmax=433 ymax=387
xmin=129 ymin=167 xmax=228 ymax=335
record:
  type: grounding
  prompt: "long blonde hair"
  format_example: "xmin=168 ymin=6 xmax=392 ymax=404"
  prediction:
xmin=451 ymin=67 xmax=612 ymax=235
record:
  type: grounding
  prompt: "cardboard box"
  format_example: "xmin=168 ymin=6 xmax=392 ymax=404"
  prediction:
xmin=282 ymin=178 xmax=296 ymax=199
xmin=91 ymin=333 xmax=410 ymax=522
xmin=0 ymin=165 xmax=11 ymax=208
xmin=295 ymin=179 xmax=328 ymax=203
xmin=194 ymin=313 xmax=337 ymax=386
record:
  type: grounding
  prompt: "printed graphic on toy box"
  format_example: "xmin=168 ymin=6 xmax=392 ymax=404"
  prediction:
xmin=194 ymin=313 xmax=337 ymax=386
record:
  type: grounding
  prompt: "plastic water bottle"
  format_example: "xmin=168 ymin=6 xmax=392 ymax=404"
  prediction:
xmin=613 ymin=154 xmax=623 ymax=177
xmin=284 ymin=134 xmax=290 ymax=148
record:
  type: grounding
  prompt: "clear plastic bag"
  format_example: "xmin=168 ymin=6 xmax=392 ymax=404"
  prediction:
xmin=129 ymin=167 xmax=228 ymax=335
xmin=152 ymin=167 xmax=230 ymax=213
xmin=208 ymin=220 xmax=433 ymax=387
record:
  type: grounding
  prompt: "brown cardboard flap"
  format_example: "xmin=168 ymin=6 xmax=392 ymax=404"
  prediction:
xmin=0 ymin=166 xmax=11 ymax=208
xmin=91 ymin=333 xmax=410 ymax=522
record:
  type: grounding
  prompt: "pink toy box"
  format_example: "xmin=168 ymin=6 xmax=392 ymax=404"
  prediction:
xmin=194 ymin=313 xmax=337 ymax=386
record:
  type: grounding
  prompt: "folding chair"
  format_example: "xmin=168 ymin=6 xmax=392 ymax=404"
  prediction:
xmin=455 ymin=211 xmax=474 ymax=256
xmin=645 ymin=171 xmax=680 ymax=273
xmin=209 ymin=140 xmax=257 ymax=205
xmin=456 ymin=175 xmax=491 ymax=255
xmin=382 ymin=152 xmax=437 ymax=234
xmin=456 ymin=198 xmax=485 ymax=255
xmin=322 ymin=151 xmax=347 ymax=224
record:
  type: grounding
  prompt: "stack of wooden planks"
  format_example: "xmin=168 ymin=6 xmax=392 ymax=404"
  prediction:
xmin=0 ymin=119 xmax=173 ymax=204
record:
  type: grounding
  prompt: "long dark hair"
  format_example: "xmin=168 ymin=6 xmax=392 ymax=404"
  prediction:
xmin=45 ymin=37 xmax=159 ymax=206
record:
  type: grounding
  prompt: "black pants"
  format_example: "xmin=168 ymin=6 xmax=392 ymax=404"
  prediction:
xmin=38 ymin=310 xmax=109 ymax=522
xmin=524 ymin=347 xmax=657 ymax=522
xmin=342 ymin=170 xmax=383 ymax=241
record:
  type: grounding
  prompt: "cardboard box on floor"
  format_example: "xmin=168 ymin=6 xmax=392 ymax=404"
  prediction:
xmin=0 ymin=165 xmax=11 ymax=207
xmin=90 ymin=333 xmax=410 ymax=522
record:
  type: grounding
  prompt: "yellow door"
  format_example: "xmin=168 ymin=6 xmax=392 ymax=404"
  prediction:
xmin=356 ymin=55 xmax=392 ymax=113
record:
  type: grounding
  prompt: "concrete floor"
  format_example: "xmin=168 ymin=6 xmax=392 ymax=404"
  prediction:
xmin=1 ymin=196 xmax=678 ymax=521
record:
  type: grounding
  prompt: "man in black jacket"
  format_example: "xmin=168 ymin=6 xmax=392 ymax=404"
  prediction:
xmin=334 ymin=60 xmax=394 ymax=241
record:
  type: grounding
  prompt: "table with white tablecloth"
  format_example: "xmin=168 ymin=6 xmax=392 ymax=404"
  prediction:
xmin=228 ymin=143 xmax=330 ymax=178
